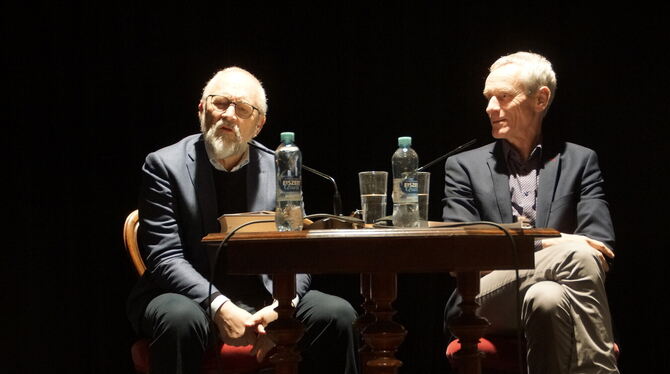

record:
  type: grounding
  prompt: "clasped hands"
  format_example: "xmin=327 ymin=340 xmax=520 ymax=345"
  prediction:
xmin=213 ymin=300 xmax=279 ymax=362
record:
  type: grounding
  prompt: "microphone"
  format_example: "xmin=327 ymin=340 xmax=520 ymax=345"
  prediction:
xmin=247 ymin=141 xmax=343 ymax=216
xmin=302 ymin=164 xmax=343 ymax=217
xmin=417 ymin=138 xmax=477 ymax=172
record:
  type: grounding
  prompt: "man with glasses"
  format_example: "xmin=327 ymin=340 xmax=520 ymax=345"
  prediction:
xmin=127 ymin=67 xmax=359 ymax=374
xmin=443 ymin=52 xmax=619 ymax=373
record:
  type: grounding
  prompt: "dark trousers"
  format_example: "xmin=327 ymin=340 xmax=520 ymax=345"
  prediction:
xmin=139 ymin=290 xmax=360 ymax=374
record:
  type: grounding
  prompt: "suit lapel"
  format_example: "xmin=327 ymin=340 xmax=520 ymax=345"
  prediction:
xmin=537 ymin=145 xmax=561 ymax=228
xmin=488 ymin=142 xmax=514 ymax=223
xmin=187 ymin=138 xmax=219 ymax=234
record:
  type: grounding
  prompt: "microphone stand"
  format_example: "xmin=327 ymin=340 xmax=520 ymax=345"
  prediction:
xmin=417 ymin=138 xmax=477 ymax=171
xmin=248 ymin=142 xmax=343 ymax=216
xmin=302 ymin=165 xmax=343 ymax=216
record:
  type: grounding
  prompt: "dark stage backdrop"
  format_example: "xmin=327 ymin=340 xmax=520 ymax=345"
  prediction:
xmin=5 ymin=2 xmax=668 ymax=373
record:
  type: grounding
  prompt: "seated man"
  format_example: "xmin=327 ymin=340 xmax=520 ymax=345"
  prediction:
xmin=443 ymin=52 xmax=619 ymax=374
xmin=127 ymin=66 xmax=359 ymax=374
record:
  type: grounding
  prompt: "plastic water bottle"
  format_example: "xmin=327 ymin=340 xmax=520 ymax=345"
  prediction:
xmin=275 ymin=132 xmax=304 ymax=231
xmin=391 ymin=136 xmax=419 ymax=227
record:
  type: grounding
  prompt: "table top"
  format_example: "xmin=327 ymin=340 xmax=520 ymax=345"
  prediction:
xmin=202 ymin=226 xmax=559 ymax=274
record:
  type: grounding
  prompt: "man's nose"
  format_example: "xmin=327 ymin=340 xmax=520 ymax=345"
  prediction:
xmin=221 ymin=103 xmax=238 ymax=119
xmin=486 ymin=96 xmax=500 ymax=114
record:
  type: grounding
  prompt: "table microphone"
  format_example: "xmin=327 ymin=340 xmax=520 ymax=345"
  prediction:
xmin=416 ymin=138 xmax=477 ymax=172
xmin=248 ymin=141 xmax=343 ymax=216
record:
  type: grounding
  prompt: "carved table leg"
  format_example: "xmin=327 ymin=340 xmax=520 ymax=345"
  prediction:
xmin=447 ymin=271 xmax=490 ymax=374
xmin=363 ymin=272 xmax=406 ymax=374
xmin=267 ymin=273 xmax=305 ymax=374
xmin=354 ymin=273 xmax=377 ymax=374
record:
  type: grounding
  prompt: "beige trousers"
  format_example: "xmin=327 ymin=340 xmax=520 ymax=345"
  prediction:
xmin=446 ymin=242 xmax=619 ymax=374
xmin=478 ymin=242 xmax=619 ymax=373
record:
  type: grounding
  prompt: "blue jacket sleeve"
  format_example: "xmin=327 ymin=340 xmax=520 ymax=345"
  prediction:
xmin=574 ymin=150 xmax=616 ymax=251
xmin=138 ymin=151 xmax=226 ymax=306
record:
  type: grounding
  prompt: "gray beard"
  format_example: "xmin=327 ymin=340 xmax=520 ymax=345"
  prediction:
xmin=202 ymin=120 xmax=246 ymax=160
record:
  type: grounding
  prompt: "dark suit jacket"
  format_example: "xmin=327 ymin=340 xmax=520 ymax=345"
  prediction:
xmin=442 ymin=140 xmax=615 ymax=250
xmin=127 ymin=134 xmax=310 ymax=331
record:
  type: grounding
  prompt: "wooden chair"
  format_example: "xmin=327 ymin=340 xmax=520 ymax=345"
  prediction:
xmin=123 ymin=209 xmax=265 ymax=374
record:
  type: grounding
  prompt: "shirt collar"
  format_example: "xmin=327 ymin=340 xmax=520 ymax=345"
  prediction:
xmin=205 ymin=146 xmax=250 ymax=172
xmin=502 ymin=140 xmax=543 ymax=167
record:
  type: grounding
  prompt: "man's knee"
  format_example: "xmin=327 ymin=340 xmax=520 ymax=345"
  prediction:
xmin=299 ymin=290 xmax=358 ymax=330
xmin=550 ymin=241 xmax=604 ymax=275
xmin=570 ymin=242 xmax=605 ymax=272
xmin=523 ymin=281 xmax=570 ymax=327
xmin=316 ymin=291 xmax=357 ymax=325
xmin=145 ymin=293 xmax=209 ymax=338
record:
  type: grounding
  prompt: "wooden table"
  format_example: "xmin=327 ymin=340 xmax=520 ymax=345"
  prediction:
xmin=203 ymin=226 xmax=559 ymax=374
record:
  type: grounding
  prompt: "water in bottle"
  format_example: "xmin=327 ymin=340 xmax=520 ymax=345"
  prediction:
xmin=391 ymin=136 xmax=419 ymax=227
xmin=275 ymin=132 xmax=304 ymax=231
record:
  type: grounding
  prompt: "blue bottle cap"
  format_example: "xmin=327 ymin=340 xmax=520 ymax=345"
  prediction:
xmin=398 ymin=136 xmax=412 ymax=147
xmin=280 ymin=132 xmax=295 ymax=144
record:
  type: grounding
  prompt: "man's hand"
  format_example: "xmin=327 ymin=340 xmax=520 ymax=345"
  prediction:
xmin=541 ymin=233 xmax=615 ymax=271
xmin=245 ymin=301 xmax=279 ymax=362
xmin=245 ymin=301 xmax=279 ymax=334
xmin=213 ymin=301 xmax=256 ymax=346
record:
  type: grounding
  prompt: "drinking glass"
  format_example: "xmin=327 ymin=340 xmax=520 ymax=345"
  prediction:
xmin=358 ymin=171 xmax=388 ymax=224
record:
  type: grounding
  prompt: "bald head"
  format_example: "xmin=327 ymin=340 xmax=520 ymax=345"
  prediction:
xmin=201 ymin=67 xmax=268 ymax=115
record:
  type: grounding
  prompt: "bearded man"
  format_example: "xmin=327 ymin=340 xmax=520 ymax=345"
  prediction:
xmin=126 ymin=67 xmax=359 ymax=374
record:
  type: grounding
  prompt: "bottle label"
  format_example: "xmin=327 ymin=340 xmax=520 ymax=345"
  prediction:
xmin=400 ymin=177 xmax=418 ymax=194
xmin=393 ymin=177 xmax=418 ymax=203
xmin=279 ymin=177 xmax=301 ymax=193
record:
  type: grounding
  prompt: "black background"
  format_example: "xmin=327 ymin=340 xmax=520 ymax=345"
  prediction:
xmin=5 ymin=2 xmax=668 ymax=373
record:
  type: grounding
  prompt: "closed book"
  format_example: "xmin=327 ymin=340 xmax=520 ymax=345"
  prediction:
xmin=218 ymin=211 xmax=277 ymax=234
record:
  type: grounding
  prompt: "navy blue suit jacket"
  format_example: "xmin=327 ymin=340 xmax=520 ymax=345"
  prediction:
xmin=127 ymin=134 xmax=310 ymax=330
xmin=442 ymin=140 xmax=615 ymax=251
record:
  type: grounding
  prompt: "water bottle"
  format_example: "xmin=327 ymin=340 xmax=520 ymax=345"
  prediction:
xmin=275 ymin=132 xmax=304 ymax=231
xmin=391 ymin=136 xmax=419 ymax=227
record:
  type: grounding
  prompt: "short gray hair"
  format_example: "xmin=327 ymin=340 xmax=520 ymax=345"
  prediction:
xmin=201 ymin=66 xmax=268 ymax=115
xmin=490 ymin=51 xmax=557 ymax=110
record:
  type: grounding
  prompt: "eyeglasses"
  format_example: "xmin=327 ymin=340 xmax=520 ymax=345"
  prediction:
xmin=207 ymin=95 xmax=262 ymax=119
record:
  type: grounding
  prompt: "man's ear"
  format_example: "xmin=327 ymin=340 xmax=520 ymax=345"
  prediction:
xmin=198 ymin=101 xmax=203 ymax=113
xmin=254 ymin=115 xmax=266 ymax=138
xmin=536 ymin=86 xmax=551 ymax=112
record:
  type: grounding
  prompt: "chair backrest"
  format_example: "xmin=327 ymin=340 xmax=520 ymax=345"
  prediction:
xmin=123 ymin=209 xmax=146 ymax=276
